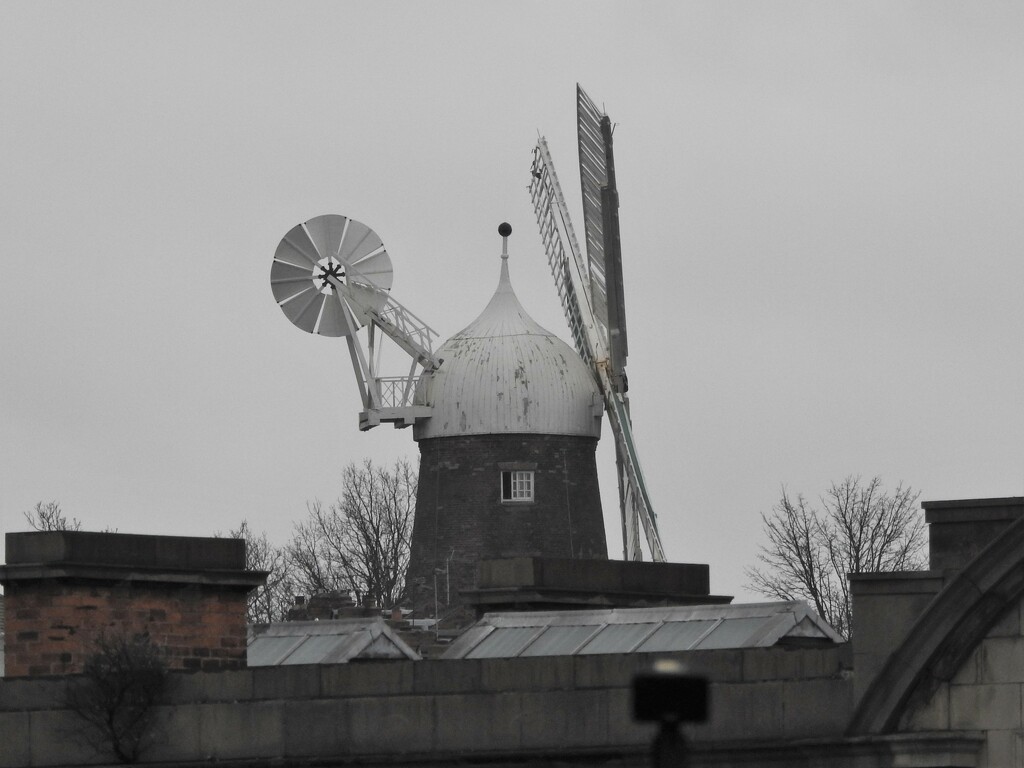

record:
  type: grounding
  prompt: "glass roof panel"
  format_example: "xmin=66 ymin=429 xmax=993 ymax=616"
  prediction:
xmin=635 ymin=620 xmax=717 ymax=653
xmin=577 ymin=623 xmax=659 ymax=654
xmin=466 ymin=627 xmax=539 ymax=659
xmin=520 ymin=625 xmax=599 ymax=656
xmin=247 ymin=635 xmax=305 ymax=666
xmin=282 ymin=632 xmax=366 ymax=665
xmin=693 ymin=617 xmax=775 ymax=649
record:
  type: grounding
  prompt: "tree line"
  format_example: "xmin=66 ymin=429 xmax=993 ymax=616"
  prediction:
xmin=21 ymin=470 xmax=924 ymax=638
xmin=23 ymin=459 xmax=416 ymax=624
xmin=234 ymin=458 xmax=416 ymax=623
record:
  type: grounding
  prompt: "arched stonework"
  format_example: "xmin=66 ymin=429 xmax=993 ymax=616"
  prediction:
xmin=896 ymin=592 xmax=1024 ymax=764
xmin=848 ymin=512 xmax=1024 ymax=736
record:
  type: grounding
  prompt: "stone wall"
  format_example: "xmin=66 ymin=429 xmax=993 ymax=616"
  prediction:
xmin=846 ymin=496 xmax=1024 ymax=766
xmin=901 ymin=593 xmax=1024 ymax=766
xmin=849 ymin=571 xmax=944 ymax=703
xmin=923 ymin=497 xmax=1024 ymax=573
xmin=0 ymin=645 xmax=852 ymax=767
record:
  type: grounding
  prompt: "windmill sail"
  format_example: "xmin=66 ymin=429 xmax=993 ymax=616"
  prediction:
xmin=577 ymin=88 xmax=610 ymax=341
xmin=577 ymin=86 xmax=629 ymax=386
xmin=529 ymin=91 xmax=666 ymax=563
xmin=530 ymin=141 xmax=593 ymax=368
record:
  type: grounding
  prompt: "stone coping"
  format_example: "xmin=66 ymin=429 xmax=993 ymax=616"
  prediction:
xmin=5 ymin=530 xmax=245 ymax=570
xmin=848 ymin=571 xmax=945 ymax=595
xmin=0 ymin=562 xmax=267 ymax=589
xmin=477 ymin=556 xmax=713 ymax=595
xmin=462 ymin=588 xmax=731 ymax=607
xmin=923 ymin=497 xmax=1024 ymax=524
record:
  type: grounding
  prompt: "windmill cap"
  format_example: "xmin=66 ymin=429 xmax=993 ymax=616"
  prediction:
xmin=413 ymin=253 xmax=601 ymax=441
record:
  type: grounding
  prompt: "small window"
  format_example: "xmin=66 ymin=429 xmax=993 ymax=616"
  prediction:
xmin=501 ymin=470 xmax=534 ymax=503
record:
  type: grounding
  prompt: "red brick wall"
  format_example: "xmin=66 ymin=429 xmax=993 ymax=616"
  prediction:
xmin=4 ymin=581 xmax=248 ymax=677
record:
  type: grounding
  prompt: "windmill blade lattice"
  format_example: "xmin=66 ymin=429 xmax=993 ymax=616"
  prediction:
xmin=271 ymin=214 xmax=394 ymax=337
xmin=529 ymin=92 xmax=666 ymax=564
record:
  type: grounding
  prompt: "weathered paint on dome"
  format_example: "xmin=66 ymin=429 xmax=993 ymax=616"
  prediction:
xmin=413 ymin=257 xmax=602 ymax=440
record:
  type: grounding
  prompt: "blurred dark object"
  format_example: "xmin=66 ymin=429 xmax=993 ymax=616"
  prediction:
xmin=634 ymin=659 xmax=708 ymax=767
xmin=634 ymin=659 xmax=708 ymax=723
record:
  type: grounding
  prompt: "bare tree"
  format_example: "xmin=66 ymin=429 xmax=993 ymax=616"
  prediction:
xmin=24 ymin=500 xmax=80 ymax=531
xmin=65 ymin=632 xmax=168 ymax=764
xmin=289 ymin=459 xmax=415 ymax=609
xmin=224 ymin=520 xmax=295 ymax=624
xmin=746 ymin=475 xmax=926 ymax=639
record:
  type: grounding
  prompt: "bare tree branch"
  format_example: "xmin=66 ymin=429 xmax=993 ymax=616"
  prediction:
xmin=288 ymin=459 xmax=415 ymax=609
xmin=222 ymin=520 xmax=295 ymax=624
xmin=65 ymin=633 xmax=168 ymax=764
xmin=24 ymin=501 xmax=80 ymax=531
xmin=745 ymin=476 xmax=925 ymax=639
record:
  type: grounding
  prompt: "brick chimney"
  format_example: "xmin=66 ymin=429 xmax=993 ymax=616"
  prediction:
xmin=0 ymin=531 xmax=266 ymax=677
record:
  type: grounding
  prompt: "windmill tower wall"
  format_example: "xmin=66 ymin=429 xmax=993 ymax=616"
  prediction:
xmin=408 ymin=433 xmax=606 ymax=622
xmin=406 ymin=241 xmax=608 ymax=623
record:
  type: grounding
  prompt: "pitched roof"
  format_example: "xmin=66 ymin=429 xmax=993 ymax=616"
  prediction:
xmin=247 ymin=617 xmax=420 ymax=665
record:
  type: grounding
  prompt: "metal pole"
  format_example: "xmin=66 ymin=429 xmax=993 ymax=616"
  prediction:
xmin=651 ymin=723 xmax=687 ymax=768
xmin=445 ymin=549 xmax=454 ymax=606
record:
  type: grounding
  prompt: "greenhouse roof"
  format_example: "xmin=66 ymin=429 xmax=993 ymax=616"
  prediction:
xmin=247 ymin=617 xmax=419 ymax=665
xmin=441 ymin=601 xmax=842 ymax=659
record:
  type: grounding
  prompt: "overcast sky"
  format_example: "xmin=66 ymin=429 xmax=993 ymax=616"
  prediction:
xmin=2 ymin=2 xmax=1022 ymax=602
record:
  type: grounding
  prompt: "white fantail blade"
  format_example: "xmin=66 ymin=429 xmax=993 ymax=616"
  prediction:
xmin=303 ymin=214 xmax=348 ymax=261
xmin=275 ymin=281 xmax=317 ymax=312
xmin=272 ymin=214 xmax=395 ymax=337
xmin=315 ymin=291 xmax=350 ymax=337
xmin=275 ymin=223 xmax=321 ymax=268
xmin=283 ymin=288 xmax=327 ymax=334
xmin=271 ymin=213 xmax=440 ymax=430
xmin=337 ymin=219 xmax=381 ymax=265
xmin=270 ymin=260 xmax=315 ymax=304
xmin=346 ymin=249 xmax=394 ymax=291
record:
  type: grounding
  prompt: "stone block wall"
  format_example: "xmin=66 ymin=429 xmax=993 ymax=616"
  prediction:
xmin=849 ymin=571 xmax=944 ymax=703
xmin=901 ymin=594 xmax=1024 ymax=766
xmin=924 ymin=497 xmax=1024 ymax=574
xmin=0 ymin=644 xmax=854 ymax=768
xmin=846 ymin=496 xmax=1024 ymax=765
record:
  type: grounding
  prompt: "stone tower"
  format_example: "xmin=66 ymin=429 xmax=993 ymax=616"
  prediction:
xmin=406 ymin=228 xmax=608 ymax=623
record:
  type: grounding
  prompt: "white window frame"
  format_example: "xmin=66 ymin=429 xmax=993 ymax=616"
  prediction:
xmin=501 ymin=470 xmax=535 ymax=503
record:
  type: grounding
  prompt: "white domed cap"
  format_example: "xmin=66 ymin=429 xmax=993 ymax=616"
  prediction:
xmin=413 ymin=250 xmax=602 ymax=441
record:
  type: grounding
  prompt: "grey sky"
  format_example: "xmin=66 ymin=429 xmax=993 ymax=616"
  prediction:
xmin=2 ymin=2 xmax=1022 ymax=601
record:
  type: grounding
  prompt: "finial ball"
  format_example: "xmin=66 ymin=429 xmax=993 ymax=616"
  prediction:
xmin=498 ymin=222 xmax=512 ymax=237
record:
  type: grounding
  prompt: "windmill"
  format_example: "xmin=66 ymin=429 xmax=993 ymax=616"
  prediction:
xmin=529 ymin=85 xmax=667 ymax=562
xmin=270 ymin=214 xmax=439 ymax=431
xmin=272 ymin=215 xmax=614 ymax=616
